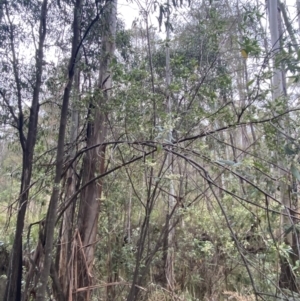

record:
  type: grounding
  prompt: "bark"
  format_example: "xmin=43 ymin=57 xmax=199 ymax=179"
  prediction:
xmin=297 ymin=0 xmax=300 ymax=32
xmin=58 ymin=69 xmax=80 ymax=300
xmin=126 ymin=188 xmax=132 ymax=244
xmin=4 ymin=1 xmax=48 ymax=300
xmin=164 ymin=1 xmax=176 ymax=290
xmin=50 ymin=261 xmax=64 ymax=301
xmin=35 ymin=0 xmax=82 ymax=299
xmin=0 ymin=0 xmax=3 ymax=24
xmin=22 ymin=223 xmax=44 ymax=301
xmin=106 ymin=214 xmax=119 ymax=301
xmin=76 ymin=1 xmax=117 ymax=300
xmin=278 ymin=1 xmax=299 ymax=52
xmin=126 ymin=211 xmax=151 ymax=301
xmin=268 ymin=0 xmax=297 ymax=292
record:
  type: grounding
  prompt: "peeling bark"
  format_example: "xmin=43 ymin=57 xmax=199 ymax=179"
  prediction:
xmin=76 ymin=1 xmax=117 ymax=300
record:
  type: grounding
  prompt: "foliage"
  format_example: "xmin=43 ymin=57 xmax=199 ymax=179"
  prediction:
xmin=1 ymin=0 xmax=300 ymax=300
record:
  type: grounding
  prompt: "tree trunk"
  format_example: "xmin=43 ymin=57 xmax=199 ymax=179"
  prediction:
xmin=268 ymin=0 xmax=297 ymax=292
xmin=58 ymin=69 xmax=80 ymax=300
xmin=4 ymin=1 xmax=48 ymax=299
xmin=279 ymin=1 xmax=299 ymax=52
xmin=35 ymin=0 xmax=82 ymax=299
xmin=164 ymin=0 xmax=176 ymax=291
xmin=75 ymin=1 xmax=117 ymax=300
xmin=297 ymin=0 xmax=300 ymax=33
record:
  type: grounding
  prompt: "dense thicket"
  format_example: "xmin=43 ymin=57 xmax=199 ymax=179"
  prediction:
xmin=1 ymin=0 xmax=300 ymax=300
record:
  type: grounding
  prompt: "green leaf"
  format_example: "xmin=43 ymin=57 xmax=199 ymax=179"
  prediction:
xmin=288 ymin=75 xmax=300 ymax=83
xmin=291 ymin=163 xmax=300 ymax=181
xmin=247 ymin=79 xmax=255 ymax=87
xmin=241 ymin=49 xmax=248 ymax=59
xmin=284 ymin=143 xmax=297 ymax=155
xmin=216 ymin=159 xmax=237 ymax=166
xmin=156 ymin=144 xmax=163 ymax=154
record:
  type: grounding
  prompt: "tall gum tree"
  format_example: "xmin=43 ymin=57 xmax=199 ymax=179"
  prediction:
xmin=2 ymin=0 xmax=48 ymax=299
xmin=268 ymin=0 xmax=298 ymax=292
xmin=35 ymin=0 xmax=83 ymax=299
xmin=164 ymin=0 xmax=176 ymax=290
xmin=57 ymin=68 xmax=80 ymax=300
xmin=76 ymin=0 xmax=117 ymax=300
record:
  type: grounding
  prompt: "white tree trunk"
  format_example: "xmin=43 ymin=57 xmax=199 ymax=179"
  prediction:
xmin=165 ymin=0 xmax=176 ymax=290
xmin=268 ymin=0 xmax=297 ymax=291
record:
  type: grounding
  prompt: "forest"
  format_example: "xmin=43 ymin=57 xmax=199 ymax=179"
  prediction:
xmin=1 ymin=0 xmax=300 ymax=300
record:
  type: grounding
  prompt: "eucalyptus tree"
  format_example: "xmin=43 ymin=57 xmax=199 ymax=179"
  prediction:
xmin=267 ymin=0 xmax=300 ymax=293
xmin=56 ymin=3 xmax=102 ymax=299
xmin=2 ymin=0 xmax=300 ymax=300
xmin=57 ymin=69 xmax=80 ymax=300
xmin=164 ymin=0 xmax=176 ymax=291
xmin=138 ymin=0 xmax=300 ymax=298
xmin=52 ymin=0 xmax=300 ymax=299
xmin=116 ymin=1 xmax=241 ymax=298
xmin=34 ymin=0 xmax=100 ymax=298
xmin=75 ymin=1 xmax=117 ymax=299
xmin=0 ymin=1 xmax=49 ymax=299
